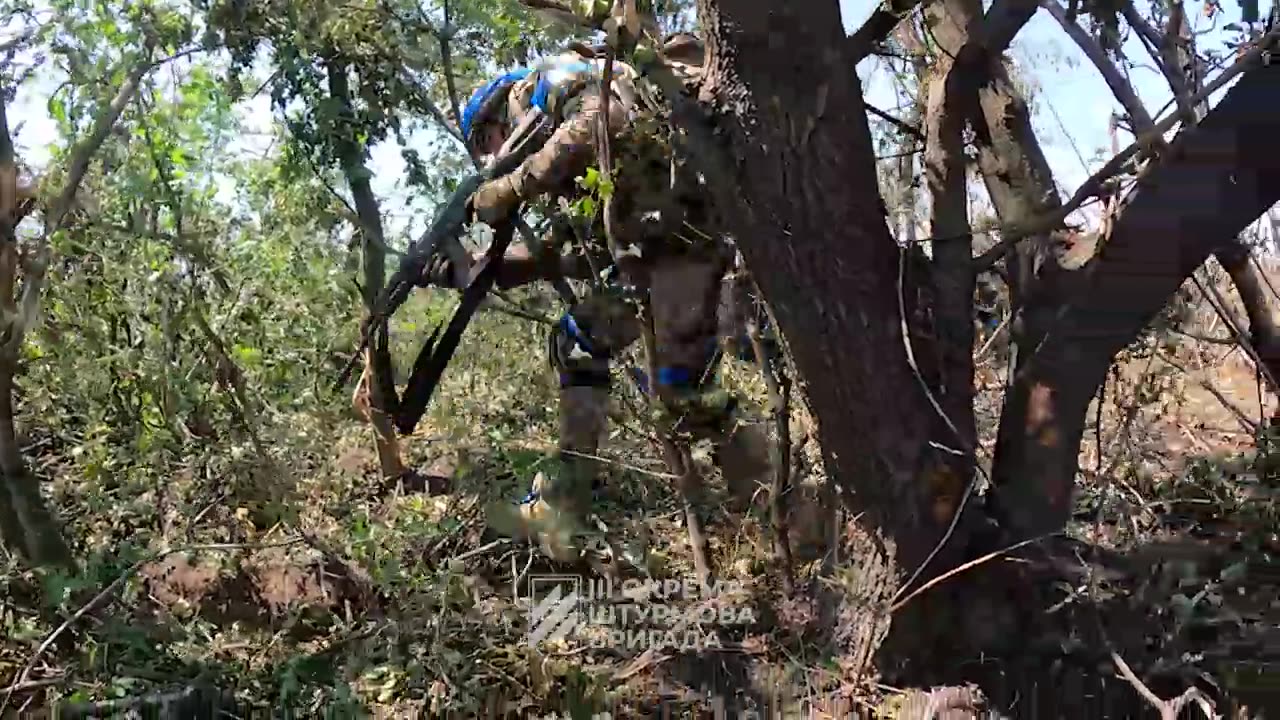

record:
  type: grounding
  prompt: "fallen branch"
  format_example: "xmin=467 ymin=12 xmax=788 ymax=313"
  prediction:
xmin=1157 ymin=350 xmax=1259 ymax=435
xmin=51 ymin=683 xmax=235 ymax=720
xmin=1110 ymin=651 xmax=1220 ymax=720
xmin=0 ymin=676 xmax=62 ymax=695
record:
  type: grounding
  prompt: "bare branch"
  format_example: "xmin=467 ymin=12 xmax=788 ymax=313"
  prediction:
xmin=867 ymin=102 xmax=926 ymax=141
xmin=1120 ymin=0 xmax=1203 ymax=119
xmin=397 ymin=68 xmax=462 ymax=142
xmin=1159 ymin=2 xmax=1201 ymax=120
xmin=1043 ymin=0 xmax=1155 ymax=131
xmin=972 ymin=26 xmax=1280 ymax=269
xmin=439 ymin=0 xmax=464 ymax=124
xmin=1110 ymin=651 xmax=1220 ymax=720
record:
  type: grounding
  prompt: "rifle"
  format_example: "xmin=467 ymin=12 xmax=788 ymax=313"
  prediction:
xmin=333 ymin=109 xmax=551 ymax=394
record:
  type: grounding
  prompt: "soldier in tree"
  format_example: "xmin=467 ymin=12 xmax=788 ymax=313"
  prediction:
xmin=425 ymin=34 xmax=770 ymax=562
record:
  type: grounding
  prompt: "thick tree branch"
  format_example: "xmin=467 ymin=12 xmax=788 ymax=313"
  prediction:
xmin=847 ymin=0 xmax=1039 ymax=61
xmin=988 ymin=59 xmax=1280 ymax=539
xmin=920 ymin=0 xmax=981 ymax=524
xmin=972 ymin=0 xmax=1042 ymax=54
xmin=847 ymin=0 xmax=925 ymax=61
xmin=972 ymin=26 xmax=1280 ymax=269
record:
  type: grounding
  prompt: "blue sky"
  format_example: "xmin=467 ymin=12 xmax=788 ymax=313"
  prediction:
xmin=5 ymin=0 xmax=1264 ymax=243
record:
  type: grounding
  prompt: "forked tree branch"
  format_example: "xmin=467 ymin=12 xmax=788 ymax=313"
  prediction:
xmin=1111 ymin=651 xmax=1219 ymax=720
xmin=971 ymin=25 xmax=1280 ymax=269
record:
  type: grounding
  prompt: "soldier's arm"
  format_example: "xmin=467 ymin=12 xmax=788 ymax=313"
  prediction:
xmin=505 ymin=88 xmax=627 ymax=202
xmin=428 ymin=225 xmax=606 ymax=291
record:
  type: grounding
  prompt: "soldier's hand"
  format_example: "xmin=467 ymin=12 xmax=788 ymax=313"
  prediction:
xmin=414 ymin=252 xmax=456 ymax=289
xmin=470 ymin=176 xmax=520 ymax=226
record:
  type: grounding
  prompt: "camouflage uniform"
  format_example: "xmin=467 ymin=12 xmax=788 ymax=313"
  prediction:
xmin=463 ymin=36 xmax=769 ymax=561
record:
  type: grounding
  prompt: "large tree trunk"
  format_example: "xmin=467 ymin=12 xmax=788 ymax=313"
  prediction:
xmin=988 ymin=62 xmax=1280 ymax=539
xmin=693 ymin=0 xmax=943 ymax=576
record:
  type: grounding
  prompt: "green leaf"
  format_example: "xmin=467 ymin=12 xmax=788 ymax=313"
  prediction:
xmin=48 ymin=95 xmax=67 ymax=125
xmin=233 ymin=344 xmax=262 ymax=366
xmin=577 ymin=166 xmax=600 ymax=190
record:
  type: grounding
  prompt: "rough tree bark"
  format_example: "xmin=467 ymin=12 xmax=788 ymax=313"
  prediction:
xmin=693 ymin=0 xmax=942 ymax=577
xmin=326 ymin=59 xmax=408 ymax=481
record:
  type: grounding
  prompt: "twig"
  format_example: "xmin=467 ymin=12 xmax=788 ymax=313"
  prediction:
xmin=482 ymin=292 xmax=556 ymax=325
xmin=1193 ymin=272 xmax=1280 ymax=391
xmin=452 ymin=538 xmax=509 ymax=563
xmin=866 ymin=103 xmax=925 ymax=141
xmin=975 ymin=312 xmax=1012 ymax=359
xmin=1168 ymin=327 xmax=1236 ymax=345
xmin=890 ymin=534 xmax=1055 ymax=612
xmin=744 ymin=279 xmax=795 ymax=595
xmin=559 ymin=448 xmax=678 ymax=479
xmin=0 ymin=676 xmax=63 ymax=695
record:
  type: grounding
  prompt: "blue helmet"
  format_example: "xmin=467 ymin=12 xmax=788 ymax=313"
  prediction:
xmin=460 ymin=67 xmax=533 ymax=143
